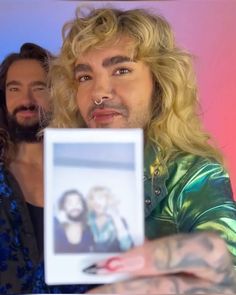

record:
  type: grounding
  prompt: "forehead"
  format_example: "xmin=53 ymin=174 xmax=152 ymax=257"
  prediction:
xmin=75 ymin=36 xmax=136 ymax=64
xmin=92 ymin=190 xmax=109 ymax=199
xmin=65 ymin=193 xmax=81 ymax=202
xmin=6 ymin=59 xmax=46 ymax=82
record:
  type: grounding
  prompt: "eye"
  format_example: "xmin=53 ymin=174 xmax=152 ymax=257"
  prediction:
xmin=8 ymin=87 xmax=19 ymax=92
xmin=76 ymin=75 xmax=91 ymax=83
xmin=33 ymin=86 xmax=46 ymax=91
xmin=113 ymin=68 xmax=132 ymax=76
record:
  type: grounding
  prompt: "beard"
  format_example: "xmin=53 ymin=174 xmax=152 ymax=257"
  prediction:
xmin=67 ymin=211 xmax=85 ymax=222
xmin=7 ymin=104 xmax=50 ymax=143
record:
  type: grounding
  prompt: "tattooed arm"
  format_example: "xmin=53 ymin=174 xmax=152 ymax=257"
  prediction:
xmin=87 ymin=232 xmax=236 ymax=294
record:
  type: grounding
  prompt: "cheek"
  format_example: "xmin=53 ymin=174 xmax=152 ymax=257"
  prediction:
xmin=36 ymin=92 xmax=50 ymax=106
xmin=119 ymin=82 xmax=152 ymax=110
xmin=135 ymin=80 xmax=153 ymax=109
xmin=5 ymin=95 xmax=15 ymax=113
xmin=76 ymin=92 xmax=88 ymax=118
xmin=40 ymin=99 xmax=50 ymax=112
xmin=115 ymin=83 xmax=135 ymax=104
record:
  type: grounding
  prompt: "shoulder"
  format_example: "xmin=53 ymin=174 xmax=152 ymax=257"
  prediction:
xmin=167 ymin=153 xmax=230 ymax=188
xmin=168 ymin=153 xmax=226 ymax=175
xmin=166 ymin=153 xmax=233 ymax=206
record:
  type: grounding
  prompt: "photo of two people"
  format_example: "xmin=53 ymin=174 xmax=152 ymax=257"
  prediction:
xmin=44 ymin=129 xmax=144 ymax=283
xmin=54 ymin=186 xmax=133 ymax=253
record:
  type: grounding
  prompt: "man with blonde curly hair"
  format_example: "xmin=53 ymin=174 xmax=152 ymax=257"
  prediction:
xmin=86 ymin=185 xmax=133 ymax=252
xmin=47 ymin=7 xmax=236 ymax=294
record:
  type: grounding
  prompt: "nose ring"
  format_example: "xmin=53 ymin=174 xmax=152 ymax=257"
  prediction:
xmin=94 ymin=96 xmax=109 ymax=106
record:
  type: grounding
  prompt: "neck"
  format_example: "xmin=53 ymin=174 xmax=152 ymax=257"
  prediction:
xmin=14 ymin=141 xmax=43 ymax=165
xmin=8 ymin=141 xmax=44 ymax=207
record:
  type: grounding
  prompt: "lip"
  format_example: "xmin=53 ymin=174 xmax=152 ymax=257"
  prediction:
xmin=89 ymin=108 xmax=122 ymax=123
xmin=17 ymin=110 xmax=37 ymax=118
xmin=69 ymin=209 xmax=82 ymax=216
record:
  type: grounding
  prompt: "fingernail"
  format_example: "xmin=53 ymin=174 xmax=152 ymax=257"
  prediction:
xmin=82 ymin=256 xmax=145 ymax=275
xmin=83 ymin=263 xmax=100 ymax=275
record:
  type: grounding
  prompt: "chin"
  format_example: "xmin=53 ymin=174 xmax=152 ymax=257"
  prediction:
xmin=18 ymin=120 xmax=39 ymax=127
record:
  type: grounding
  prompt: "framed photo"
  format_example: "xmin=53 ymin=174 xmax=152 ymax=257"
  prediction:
xmin=44 ymin=128 xmax=144 ymax=284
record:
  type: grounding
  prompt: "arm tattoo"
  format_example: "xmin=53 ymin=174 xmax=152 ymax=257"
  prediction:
xmin=153 ymin=233 xmax=236 ymax=293
xmin=88 ymin=233 xmax=236 ymax=294
xmin=90 ymin=275 xmax=236 ymax=294
xmin=90 ymin=277 xmax=180 ymax=294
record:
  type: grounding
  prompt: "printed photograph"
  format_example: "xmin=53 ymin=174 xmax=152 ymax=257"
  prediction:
xmin=44 ymin=128 xmax=144 ymax=284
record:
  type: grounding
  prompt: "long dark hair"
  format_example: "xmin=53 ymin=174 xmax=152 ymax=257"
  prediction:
xmin=0 ymin=42 xmax=53 ymax=111
xmin=59 ymin=189 xmax=88 ymax=224
xmin=0 ymin=43 xmax=53 ymax=164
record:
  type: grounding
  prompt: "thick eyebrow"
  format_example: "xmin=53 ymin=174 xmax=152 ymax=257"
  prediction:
xmin=102 ymin=55 xmax=135 ymax=67
xmin=30 ymin=81 xmax=47 ymax=87
xmin=6 ymin=80 xmax=21 ymax=88
xmin=74 ymin=64 xmax=92 ymax=75
xmin=6 ymin=80 xmax=46 ymax=88
xmin=74 ymin=55 xmax=135 ymax=76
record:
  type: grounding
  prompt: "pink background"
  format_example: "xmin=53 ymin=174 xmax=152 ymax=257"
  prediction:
xmin=0 ymin=0 xmax=235 ymax=196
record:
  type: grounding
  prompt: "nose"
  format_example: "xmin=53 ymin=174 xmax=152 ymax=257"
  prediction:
xmin=91 ymin=74 xmax=113 ymax=103
xmin=21 ymin=87 xmax=36 ymax=105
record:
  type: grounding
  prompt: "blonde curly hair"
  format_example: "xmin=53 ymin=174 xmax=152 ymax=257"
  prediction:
xmin=49 ymin=7 xmax=223 ymax=164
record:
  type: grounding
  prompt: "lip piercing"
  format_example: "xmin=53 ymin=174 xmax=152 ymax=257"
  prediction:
xmin=94 ymin=96 xmax=109 ymax=105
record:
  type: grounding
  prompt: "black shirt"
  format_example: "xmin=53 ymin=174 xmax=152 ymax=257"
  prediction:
xmin=27 ymin=202 xmax=44 ymax=256
xmin=0 ymin=165 xmax=95 ymax=293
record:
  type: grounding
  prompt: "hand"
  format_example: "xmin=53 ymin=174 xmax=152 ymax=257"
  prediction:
xmin=87 ymin=232 xmax=236 ymax=294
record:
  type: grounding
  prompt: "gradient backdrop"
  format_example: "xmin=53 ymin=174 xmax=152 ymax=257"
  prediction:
xmin=1 ymin=0 xmax=235 ymax=196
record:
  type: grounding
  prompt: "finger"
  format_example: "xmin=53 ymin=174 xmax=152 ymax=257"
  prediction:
xmin=84 ymin=232 xmax=235 ymax=284
xmin=126 ymin=232 xmax=233 ymax=280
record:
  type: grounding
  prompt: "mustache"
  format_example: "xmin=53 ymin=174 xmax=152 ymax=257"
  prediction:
xmin=12 ymin=104 xmax=52 ymax=128
xmin=13 ymin=104 xmax=39 ymax=116
xmin=88 ymin=102 xmax=129 ymax=120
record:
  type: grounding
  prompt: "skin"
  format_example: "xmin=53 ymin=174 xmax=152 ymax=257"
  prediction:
xmin=61 ymin=194 xmax=85 ymax=244
xmin=5 ymin=59 xmax=50 ymax=206
xmin=88 ymin=191 xmax=108 ymax=215
xmin=73 ymin=37 xmax=236 ymax=294
xmin=63 ymin=194 xmax=84 ymax=219
xmin=75 ymin=37 xmax=153 ymax=129
xmin=6 ymin=59 xmax=50 ymax=126
xmin=88 ymin=233 xmax=236 ymax=294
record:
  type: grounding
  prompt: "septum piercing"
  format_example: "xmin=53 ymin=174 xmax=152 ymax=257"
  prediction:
xmin=94 ymin=96 xmax=109 ymax=106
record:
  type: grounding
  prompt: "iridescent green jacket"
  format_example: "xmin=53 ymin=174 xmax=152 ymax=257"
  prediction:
xmin=144 ymin=144 xmax=236 ymax=265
